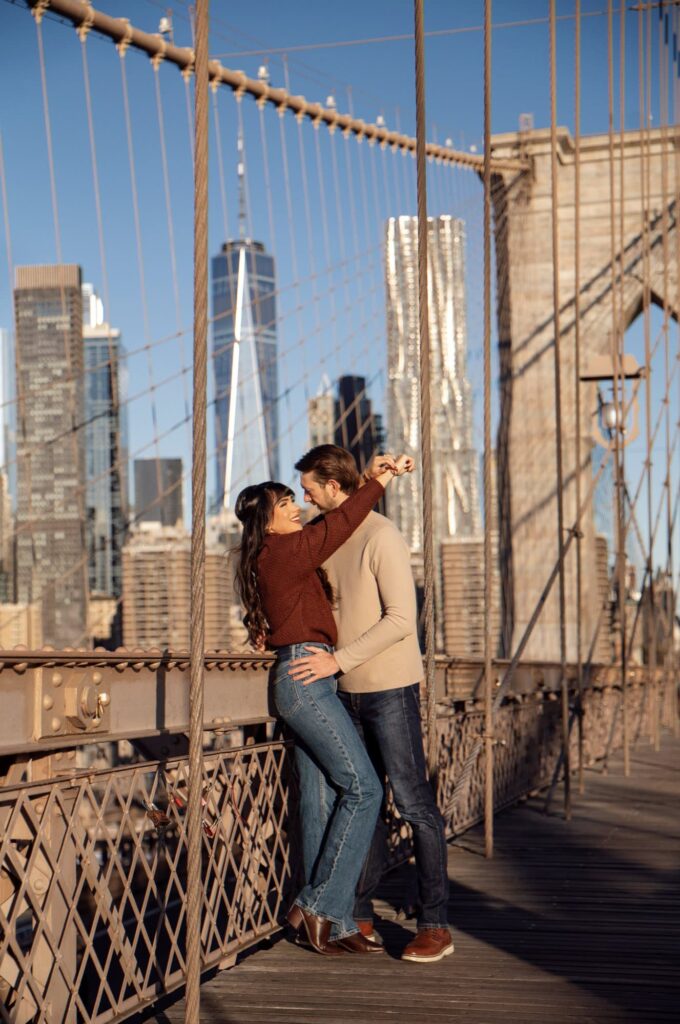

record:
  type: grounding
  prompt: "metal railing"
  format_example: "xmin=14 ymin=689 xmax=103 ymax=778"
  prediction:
xmin=0 ymin=657 xmax=674 ymax=1023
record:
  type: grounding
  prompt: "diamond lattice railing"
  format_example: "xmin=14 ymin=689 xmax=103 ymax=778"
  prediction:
xmin=0 ymin=678 xmax=669 ymax=1024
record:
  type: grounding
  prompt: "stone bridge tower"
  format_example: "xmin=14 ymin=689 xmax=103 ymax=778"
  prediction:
xmin=489 ymin=126 xmax=678 ymax=663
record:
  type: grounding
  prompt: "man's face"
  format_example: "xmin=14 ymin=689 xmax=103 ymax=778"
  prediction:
xmin=300 ymin=471 xmax=341 ymax=512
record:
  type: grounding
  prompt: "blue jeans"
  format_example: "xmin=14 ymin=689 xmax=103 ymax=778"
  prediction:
xmin=338 ymin=683 xmax=449 ymax=929
xmin=273 ymin=643 xmax=382 ymax=939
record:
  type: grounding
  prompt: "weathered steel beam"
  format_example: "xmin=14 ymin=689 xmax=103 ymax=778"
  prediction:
xmin=0 ymin=652 xmax=651 ymax=756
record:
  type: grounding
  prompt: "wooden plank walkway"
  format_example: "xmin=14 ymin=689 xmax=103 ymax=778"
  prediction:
xmin=143 ymin=735 xmax=680 ymax=1024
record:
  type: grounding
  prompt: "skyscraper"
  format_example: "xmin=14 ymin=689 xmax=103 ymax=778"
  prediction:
xmin=212 ymin=137 xmax=278 ymax=509
xmin=82 ymin=283 xmax=127 ymax=598
xmin=334 ymin=375 xmax=385 ymax=474
xmin=14 ymin=264 xmax=88 ymax=647
xmin=385 ymin=217 xmax=480 ymax=646
xmin=307 ymin=375 xmax=335 ymax=449
xmin=212 ymin=239 xmax=278 ymax=508
xmin=134 ymin=458 xmax=183 ymax=527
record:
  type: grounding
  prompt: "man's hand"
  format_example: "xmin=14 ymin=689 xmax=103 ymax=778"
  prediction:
xmin=288 ymin=646 xmax=340 ymax=685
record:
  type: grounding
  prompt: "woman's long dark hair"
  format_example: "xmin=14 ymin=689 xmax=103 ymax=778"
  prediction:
xmin=234 ymin=481 xmax=334 ymax=649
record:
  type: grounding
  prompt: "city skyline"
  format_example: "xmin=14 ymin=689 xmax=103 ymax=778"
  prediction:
xmin=0 ymin=1 xmax=671 ymax=551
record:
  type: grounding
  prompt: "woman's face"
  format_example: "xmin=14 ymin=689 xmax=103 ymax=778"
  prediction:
xmin=268 ymin=493 xmax=303 ymax=535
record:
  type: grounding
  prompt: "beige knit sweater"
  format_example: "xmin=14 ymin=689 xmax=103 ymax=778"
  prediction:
xmin=325 ymin=510 xmax=423 ymax=693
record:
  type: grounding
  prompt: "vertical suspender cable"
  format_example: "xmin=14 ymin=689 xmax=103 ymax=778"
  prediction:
xmin=618 ymin=0 xmax=630 ymax=775
xmin=607 ymin=0 xmax=629 ymax=777
xmin=549 ymin=0 xmax=571 ymax=818
xmin=659 ymin=8 xmax=675 ymax=740
xmin=573 ymin=0 xmax=585 ymax=796
xmin=639 ymin=5 xmax=657 ymax=750
xmin=672 ymin=4 xmax=680 ymax=738
xmin=186 ymin=0 xmax=208 ymax=1020
xmin=482 ymin=0 xmax=494 ymax=858
xmin=413 ymin=0 xmax=438 ymax=782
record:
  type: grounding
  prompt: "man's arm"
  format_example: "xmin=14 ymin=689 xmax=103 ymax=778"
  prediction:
xmin=333 ymin=526 xmax=418 ymax=674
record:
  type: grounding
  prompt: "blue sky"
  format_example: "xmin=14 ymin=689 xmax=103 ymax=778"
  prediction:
xmin=0 ymin=0 xmax=676 ymax=575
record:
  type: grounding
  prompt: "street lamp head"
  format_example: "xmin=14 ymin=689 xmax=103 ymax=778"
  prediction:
xmin=600 ymin=400 xmax=619 ymax=433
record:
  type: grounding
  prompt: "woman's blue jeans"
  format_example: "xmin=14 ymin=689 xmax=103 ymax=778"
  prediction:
xmin=273 ymin=643 xmax=382 ymax=939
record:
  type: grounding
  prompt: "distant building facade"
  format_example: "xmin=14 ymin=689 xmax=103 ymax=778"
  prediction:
xmin=0 ymin=469 xmax=14 ymax=603
xmin=212 ymin=239 xmax=278 ymax=508
xmin=441 ymin=537 xmax=501 ymax=659
xmin=82 ymin=284 xmax=127 ymax=600
xmin=134 ymin=458 xmax=183 ymax=527
xmin=122 ymin=521 xmax=246 ymax=650
xmin=0 ymin=327 xmax=16 ymax=508
xmin=0 ymin=602 xmax=42 ymax=648
xmin=14 ymin=265 xmax=88 ymax=647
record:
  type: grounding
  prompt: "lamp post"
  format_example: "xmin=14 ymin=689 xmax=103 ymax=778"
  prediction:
xmin=581 ymin=352 xmax=645 ymax=775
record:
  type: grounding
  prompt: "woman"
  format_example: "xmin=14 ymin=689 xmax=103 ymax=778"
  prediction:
xmin=234 ymin=457 xmax=408 ymax=956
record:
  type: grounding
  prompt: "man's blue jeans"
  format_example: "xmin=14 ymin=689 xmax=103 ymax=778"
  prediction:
xmin=273 ymin=644 xmax=382 ymax=939
xmin=338 ymin=683 xmax=450 ymax=929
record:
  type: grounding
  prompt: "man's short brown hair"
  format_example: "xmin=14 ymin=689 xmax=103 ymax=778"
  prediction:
xmin=294 ymin=445 xmax=360 ymax=494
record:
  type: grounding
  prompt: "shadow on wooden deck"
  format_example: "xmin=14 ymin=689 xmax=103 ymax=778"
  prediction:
xmin=140 ymin=735 xmax=680 ymax=1024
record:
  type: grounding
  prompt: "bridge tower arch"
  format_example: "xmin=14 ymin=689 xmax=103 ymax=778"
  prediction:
xmin=490 ymin=126 xmax=678 ymax=663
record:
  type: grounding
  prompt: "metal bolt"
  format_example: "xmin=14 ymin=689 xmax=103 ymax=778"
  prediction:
xmin=51 ymin=716 xmax=62 ymax=732
xmin=42 ymin=695 xmax=54 ymax=711
xmin=92 ymin=671 xmax=102 ymax=685
xmin=51 ymin=672 xmax=63 ymax=687
xmin=32 ymin=877 xmax=47 ymax=894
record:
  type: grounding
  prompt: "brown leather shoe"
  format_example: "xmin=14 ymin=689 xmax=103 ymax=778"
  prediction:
xmin=356 ymin=919 xmax=382 ymax=945
xmin=401 ymin=928 xmax=454 ymax=963
xmin=287 ymin=904 xmax=343 ymax=957
xmin=334 ymin=931 xmax=385 ymax=955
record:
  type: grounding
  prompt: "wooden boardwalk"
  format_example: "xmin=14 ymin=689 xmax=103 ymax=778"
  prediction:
xmin=143 ymin=736 xmax=680 ymax=1024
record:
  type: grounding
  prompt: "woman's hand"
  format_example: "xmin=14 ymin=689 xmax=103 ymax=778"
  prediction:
xmin=363 ymin=452 xmax=398 ymax=481
xmin=289 ymin=646 xmax=340 ymax=685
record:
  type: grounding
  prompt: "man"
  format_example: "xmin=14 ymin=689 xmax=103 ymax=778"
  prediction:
xmin=289 ymin=444 xmax=453 ymax=963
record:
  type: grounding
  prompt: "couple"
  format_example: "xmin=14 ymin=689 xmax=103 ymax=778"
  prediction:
xmin=234 ymin=444 xmax=452 ymax=962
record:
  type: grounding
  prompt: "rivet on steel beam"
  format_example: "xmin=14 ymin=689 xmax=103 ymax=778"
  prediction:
xmin=35 ymin=803 xmax=45 ymax=815
xmin=92 ymin=671 xmax=102 ymax=685
xmin=51 ymin=717 xmax=62 ymax=732
xmin=51 ymin=672 xmax=63 ymax=687
xmin=42 ymin=695 xmax=54 ymax=710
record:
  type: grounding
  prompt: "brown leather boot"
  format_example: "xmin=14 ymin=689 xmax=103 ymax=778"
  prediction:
xmin=400 ymin=928 xmax=454 ymax=963
xmin=286 ymin=905 xmax=344 ymax=957
xmin=356 ymin=919 xmax=382 ymax=945
xmin=333 ymin=931 xmax=385 ymax=954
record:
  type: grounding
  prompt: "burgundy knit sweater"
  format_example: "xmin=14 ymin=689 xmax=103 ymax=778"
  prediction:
xmin=257 ymin=478 xmax=385 ymax=649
